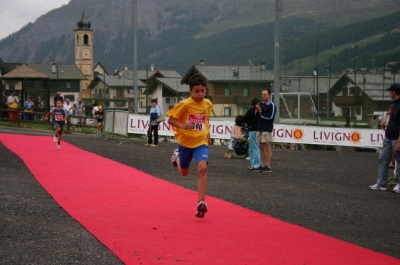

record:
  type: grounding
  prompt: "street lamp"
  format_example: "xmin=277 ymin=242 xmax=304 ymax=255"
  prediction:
xmin=313 ymin=70 xmax=319 ymax=125
xmin=51 ymin=59 xmax=59 ymax=92
xmin=325 ymin=64 xmax=330 ymax=119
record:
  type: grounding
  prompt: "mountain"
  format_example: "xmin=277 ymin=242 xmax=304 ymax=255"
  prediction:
xmin=0 ymin=0 xmax=399 ymax=75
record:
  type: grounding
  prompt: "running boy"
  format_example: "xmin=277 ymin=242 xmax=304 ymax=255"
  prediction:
xmin=167 ymin=74 xmax=213 ymax=218
xmin=45 ymin=99 xmax=68 ymax=149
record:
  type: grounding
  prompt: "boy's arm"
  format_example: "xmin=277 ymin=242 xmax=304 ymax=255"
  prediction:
xmin=44 ymin=110 xmax=52 ymax=120
xmin=167 ymin=116 xmax=192 ymax=129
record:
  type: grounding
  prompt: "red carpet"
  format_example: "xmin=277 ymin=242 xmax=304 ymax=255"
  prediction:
xmin=1 ymin=134 xmax=399 ymax=265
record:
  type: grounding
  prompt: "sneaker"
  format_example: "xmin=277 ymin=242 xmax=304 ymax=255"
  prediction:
xmin=53 ymin=135 xmax=57 ymax=142
xmin=171 ymin=149 xmax=179 ymax=167
xmin=145 ymin=143 xmax=151 ymax=146
xmin=195 ymin=201 xmax=208 ymax=218
xmin=392 ymin=183 xmax=400 ymax=193
xmin=369 ymin=184 xmax=387 ymax=191
xmin=253 ymin=167 xmax=261 ymax=171
xmin=261 ymin=166 xmax=272 ymax=173
xmin=150 ymin=144 xmax=158 ymax=147
xmin=56 ymin=143 xmax=61 ymax=150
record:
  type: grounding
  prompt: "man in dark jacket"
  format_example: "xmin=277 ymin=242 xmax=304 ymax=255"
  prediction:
xmin=255 ymin=89 xmax=276 ymax=172
xmin=370 ymin=83 xmax=400 ymax=192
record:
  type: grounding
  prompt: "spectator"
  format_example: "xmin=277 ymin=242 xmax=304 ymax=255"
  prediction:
xmin=7 ymin=91 xmax=19 ymax=124
xmin=75 ymin=99 xmax=85 ymax=132
xmin=369 ymin=83 xmax=400 ymax=193
xmin=53 ymin=92 xmax=63 ymax=106
xmin=381 ymin=105 xmax=395 ymax=168
xmin=63 ymin=98 xmax=73 ymax=114
xmin=243 ymin=97 xmax=261 ymax=170
xmin=94 ymin=105 xmax=104 ymax=133
xmin=145 ymin=99 xmax=161 ymax=147
xmin=23 ymin=97 xmax=34 ymax=121
xmin=255 ymin=88 xmax=276 ymax=173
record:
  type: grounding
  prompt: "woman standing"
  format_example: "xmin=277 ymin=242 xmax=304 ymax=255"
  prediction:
xmin=146 ymin=99 xmax=161 ymax=147
xmin=243 ymin=97 xmax=261 ymax=170
xmin=7 ymin=91 xmax=19 ymax=124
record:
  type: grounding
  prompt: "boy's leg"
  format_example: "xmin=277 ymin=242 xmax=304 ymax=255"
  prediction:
xmin=197 ymin=160 xmax=208 ymax=201
xmin=193 ymin=145 xmax=209 ymax=218
xmin=171 ymin=146 xmax=190 ymax=176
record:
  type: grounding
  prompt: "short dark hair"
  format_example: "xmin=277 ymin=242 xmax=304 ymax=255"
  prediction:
xmin=188 ymin=74 xmax=207 ymax=89
xmin=235 ymin=115 xmax=244 ymax=126
xmin=251 ymin=97 xmax=260 ymax=106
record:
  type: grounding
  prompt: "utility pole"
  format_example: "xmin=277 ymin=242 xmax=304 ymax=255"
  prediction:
xmin=273 ymin=0 xmax=281 ymax=123
xmin=132 ymin=0 xmax=138 ymax=114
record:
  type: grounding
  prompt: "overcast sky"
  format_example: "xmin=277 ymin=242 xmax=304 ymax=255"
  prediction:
xmin=0 ymin=0 xmax=70 ymax=40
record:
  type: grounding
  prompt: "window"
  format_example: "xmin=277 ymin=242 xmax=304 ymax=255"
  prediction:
xmin=225 ymin=88 xmax=230 ymax=97
xmin=224 ymin=107 xmax=231 ymax=116
xmin=116 ymin=90 xmax=124 ymax=98
xmin=243 ymin=88 xmax=249 ymax=97
xmin=166 ymin=98 xmax=171 ymax=103
xmin=83 ymin=34 xmax=89 ymax=45
xmin=66 ymin=82 xmax=71 ymax=89
xmin=64 ymin=95 xmax=75 ymax=101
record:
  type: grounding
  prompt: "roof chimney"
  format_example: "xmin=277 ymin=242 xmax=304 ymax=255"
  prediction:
xmin=200 ymin=60 xmax=205 ymax=65
xmin=124 ymin=64 xmax=128 ymax=71
xmin=150 ymin=64 xmax=155 ymax=71
xmin=260 ymin=63 xmax=266 ymax=70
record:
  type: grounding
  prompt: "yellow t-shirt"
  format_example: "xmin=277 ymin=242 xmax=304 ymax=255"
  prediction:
xmin=166 ymin=97 xmax=213 ymax=148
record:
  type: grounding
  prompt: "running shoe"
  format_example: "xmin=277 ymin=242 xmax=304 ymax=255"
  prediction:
xmin=171 ymin=149 xmax=179 ymax=167
xmin=392 ymin=183 xmax=400 ymax=193
xmin=57 ymin=143 xmax=61 ymax=150
xmin=53 ymin=135 xmax=57 ymax=142
xmin=369 ymin=184 xmax=387 ymax=191
xmin=261 ymin=166 xmax=272 ymax=173
xmin=195 ymin=201 xmax=208 ymax=218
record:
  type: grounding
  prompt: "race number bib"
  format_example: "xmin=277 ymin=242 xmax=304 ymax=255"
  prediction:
xmin=188 ymin=114 xmax=206 ymax=131
xmin=54 ymin=114 xmax=64 ymax=121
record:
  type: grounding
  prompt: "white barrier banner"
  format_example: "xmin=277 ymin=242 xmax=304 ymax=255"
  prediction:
xmin=127 ymin=114 xmax=384 ymax=148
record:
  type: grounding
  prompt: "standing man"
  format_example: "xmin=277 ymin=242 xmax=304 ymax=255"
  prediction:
xmin=370 ymin=83 xmax=400 ymax=193
xmin=53 ymin=92 xmax=63 ymax=106
xmin=75 ymin=99 xmax=85 ymax=132
xmin=255 ymin=88 xmax=276 ymax=173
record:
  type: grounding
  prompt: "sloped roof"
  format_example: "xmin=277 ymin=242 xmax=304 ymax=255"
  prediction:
xmin=28 ymin=64 xmax=86 ymax=80
xmin=182 ymin=64 xmax=274 ymax=83
xmin=116 ymin=69 xmax=182 ymax=81
xmin=94 ymin=73 xmax=146 ymax=87
xmin=346 ymin=72 xmax=395 ymax=101
xmin=1 ymin=64 xmax=49 ymax=79
xmin=155 ymin=77 xmax=189 ymax=93
xmin=282 ymin=75 xmax=341 ymax=94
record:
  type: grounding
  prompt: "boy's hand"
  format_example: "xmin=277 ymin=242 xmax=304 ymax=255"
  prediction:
xmin=184 ymin=122 xmax=193 ymax=129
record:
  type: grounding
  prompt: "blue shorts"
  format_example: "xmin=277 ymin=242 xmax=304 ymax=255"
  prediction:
xmin=53 ymin=121 xmax=65 ymax=132
xmin=178 ymin=144 xmax=209 ymax=169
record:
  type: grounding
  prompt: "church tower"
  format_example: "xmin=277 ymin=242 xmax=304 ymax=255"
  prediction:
xmin=75 ymin=12 xmax=93 ymax=92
